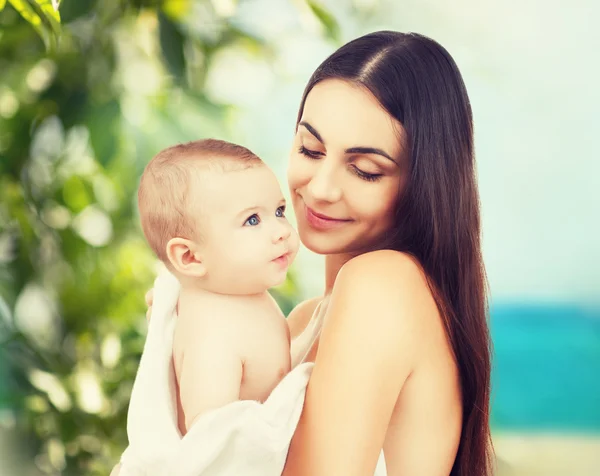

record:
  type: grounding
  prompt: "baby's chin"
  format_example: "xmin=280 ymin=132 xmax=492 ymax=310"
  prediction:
xmin=266 ymin=268 xmax=292 ymax=291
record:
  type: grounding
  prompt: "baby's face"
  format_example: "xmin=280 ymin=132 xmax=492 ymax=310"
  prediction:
xmin=192 ymin=164 xmax=299 ymax=294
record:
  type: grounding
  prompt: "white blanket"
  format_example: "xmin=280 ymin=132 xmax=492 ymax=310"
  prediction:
xmin=118 ymin=271 xmax=313 ymax=476
xmin=118 ymin=270 xmax=387 ymax=475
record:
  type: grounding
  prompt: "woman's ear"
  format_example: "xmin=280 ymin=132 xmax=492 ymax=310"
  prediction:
xmin=165 ymin=237 xmax=207 ymax=278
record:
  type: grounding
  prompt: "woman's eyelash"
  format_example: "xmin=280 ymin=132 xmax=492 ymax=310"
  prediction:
xmin=351 ymin=165 xmax=383 ymax=182
xmin=299 ymin=145 xmax=382 ymax=182
xmin=298 ymin=145 xmax=321 ymax=159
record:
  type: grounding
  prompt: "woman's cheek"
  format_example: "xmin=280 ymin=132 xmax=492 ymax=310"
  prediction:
xmin=354 ymin=188 xmax=396 ymax=223
xmin=287 ymin=153 xmax=309 ymax=190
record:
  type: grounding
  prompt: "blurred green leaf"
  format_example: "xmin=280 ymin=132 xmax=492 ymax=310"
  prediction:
xmin=58 ymin=0 xmax=97 ymax=23
xmin=32 ymin=0 xmax=60 ymax=23
xmin=8 ymin=0 xmax=42 ymax=25
xmin=0 ymin=2 xmax=311 ymax=474
xmin=306 ymin=0 xmax=340 ymax=43
xmin=86 ymin=100 xmax=121 ymax=167
xmin=158 ymin=11 xmax=186 ymax=84
xmin=161 ymin=0 xmax=191 ymax=21
xmin=0 ymin=0 xmax=7 ymax=11
xmin=62 ymin=176 xmax=92 ymax=213
xmin=8 ymin=0 xmax=62 ymax=49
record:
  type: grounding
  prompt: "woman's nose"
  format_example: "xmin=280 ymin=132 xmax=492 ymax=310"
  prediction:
xmin=306 ymin=161 xmax=342 ymax=203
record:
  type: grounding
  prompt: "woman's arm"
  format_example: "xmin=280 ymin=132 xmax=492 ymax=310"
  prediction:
xmin=286 ymin=297 xmax=322 ymax=338
xmin=283 ymin=250 xmax=432 ymax=476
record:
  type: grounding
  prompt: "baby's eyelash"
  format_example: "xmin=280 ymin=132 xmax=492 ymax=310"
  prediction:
xmin=244 ymin=214 xmax=260 ymax=226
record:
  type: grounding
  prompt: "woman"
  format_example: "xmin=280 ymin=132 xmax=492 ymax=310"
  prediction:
xmin=147 ymin=31 xmax=493 ymax=475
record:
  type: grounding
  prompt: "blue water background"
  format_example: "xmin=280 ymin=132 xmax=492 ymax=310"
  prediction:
xmin=490 ymin=302 xmax=600 ymax=432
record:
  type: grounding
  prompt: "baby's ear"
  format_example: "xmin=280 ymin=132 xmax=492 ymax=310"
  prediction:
xmin=165 ymin=238 xmax=207 ymax=278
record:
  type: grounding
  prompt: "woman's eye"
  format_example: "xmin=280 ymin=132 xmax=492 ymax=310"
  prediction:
xmin=275 ymin=206 xmax=286 ymax=217
xmin=244 ymin=214 xmax=260 ymax=226
xmin=298 ymin=145 xmax=322 ymax=159
xmin=351 ymin=165 xmax=383 ymax=182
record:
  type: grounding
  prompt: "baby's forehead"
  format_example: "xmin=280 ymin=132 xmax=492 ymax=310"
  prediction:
xmin=189 ymin=163 xmax=282 ymax=210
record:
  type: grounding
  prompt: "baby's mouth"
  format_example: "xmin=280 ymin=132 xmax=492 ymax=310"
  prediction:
xmin=272 ymin=251 xmax=291 ymax=266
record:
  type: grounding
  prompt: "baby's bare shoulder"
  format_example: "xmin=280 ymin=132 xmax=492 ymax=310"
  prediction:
xmin=238 ymin=301 xmax=290 ymax=355
xmin=173 ymin=301 xmax=244 ymax=356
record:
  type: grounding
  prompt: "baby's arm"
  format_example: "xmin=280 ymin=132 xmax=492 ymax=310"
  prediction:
xmin=178 ymin=321 xmax=244 ymax=432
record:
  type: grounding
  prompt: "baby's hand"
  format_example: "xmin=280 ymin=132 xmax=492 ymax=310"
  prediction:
xmin=145 ymin=288 xmax=154 ymax=321
xmin=144 ymin=286 xmax=178 ymax=321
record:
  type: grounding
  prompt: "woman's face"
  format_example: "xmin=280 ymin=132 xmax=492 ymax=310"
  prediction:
xmin=287 ymin=79 xmax=407 ymax=255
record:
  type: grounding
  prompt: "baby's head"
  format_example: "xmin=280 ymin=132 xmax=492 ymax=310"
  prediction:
xmin=138 ymin=139 xmax=299 ymax=294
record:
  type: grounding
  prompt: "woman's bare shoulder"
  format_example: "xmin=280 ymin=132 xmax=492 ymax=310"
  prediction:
xmin=286 ymin=296 xmax=323 ymax=339
xmin=282 ymin=252 xmax=437 ymax=475
xmin=333 ymin=250 xmax=440 ymax=335
xmin=340 ymin=250 xmax=430 ymax=296
xmin=343 ymin=249 xmax=425 ymax=277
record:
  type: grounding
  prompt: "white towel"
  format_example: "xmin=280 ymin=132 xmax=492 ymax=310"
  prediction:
xmin=118 ymin=270 xmax=313 ymax=476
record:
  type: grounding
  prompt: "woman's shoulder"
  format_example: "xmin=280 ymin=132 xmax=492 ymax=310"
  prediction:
xmin=332 ymin=250 xmax=439 ymax=337
xmin=339 ymin=250 xmax=429 ymax=293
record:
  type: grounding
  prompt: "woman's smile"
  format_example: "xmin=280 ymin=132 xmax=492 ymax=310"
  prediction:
xmin=302 ymin=200 xmax=354 ymax=231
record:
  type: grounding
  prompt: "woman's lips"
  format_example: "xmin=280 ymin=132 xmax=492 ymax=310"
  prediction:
xmin=304 ymin=204 xmax=352 ymax=231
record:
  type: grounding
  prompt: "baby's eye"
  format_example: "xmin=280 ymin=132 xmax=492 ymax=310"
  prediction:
xmin=275 ymin=205 xmax=286 ymax=218
xmin=244 ymin=214 xmax=260 ymax=226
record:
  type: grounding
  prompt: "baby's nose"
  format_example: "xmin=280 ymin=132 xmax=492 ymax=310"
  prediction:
xmin=273 ymin=222 xmax=292 ymax=243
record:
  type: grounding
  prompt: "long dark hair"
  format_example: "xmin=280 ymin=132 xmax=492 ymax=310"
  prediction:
xmin=296 ymin=31 xmax=493 ymax=475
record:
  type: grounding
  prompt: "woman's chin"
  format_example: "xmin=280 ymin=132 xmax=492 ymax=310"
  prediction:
xmin=298 ymin=230 xmax=352 ymax=256
xmin=298 ymin=227 xmax=386 ymax=257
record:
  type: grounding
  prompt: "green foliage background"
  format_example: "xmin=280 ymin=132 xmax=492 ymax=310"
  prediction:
xmin=0 ymin=1 xmax=336 ymax=473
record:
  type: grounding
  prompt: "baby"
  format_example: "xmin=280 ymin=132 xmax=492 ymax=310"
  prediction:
xmin=137 ymin=138 xmax=299 ymax=436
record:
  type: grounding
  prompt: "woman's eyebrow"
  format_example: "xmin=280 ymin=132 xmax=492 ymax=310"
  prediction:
xmin=299 ymin=120 xmax=398 ymax=165
xmin=345 ymin=146 xmax=398 ymax=165
xmin=299 ymin=121 xmax=324 ymax=144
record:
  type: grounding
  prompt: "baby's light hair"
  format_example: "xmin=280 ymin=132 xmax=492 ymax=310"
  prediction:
xmin=138 ymin=139 xmax=262 ymax=264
